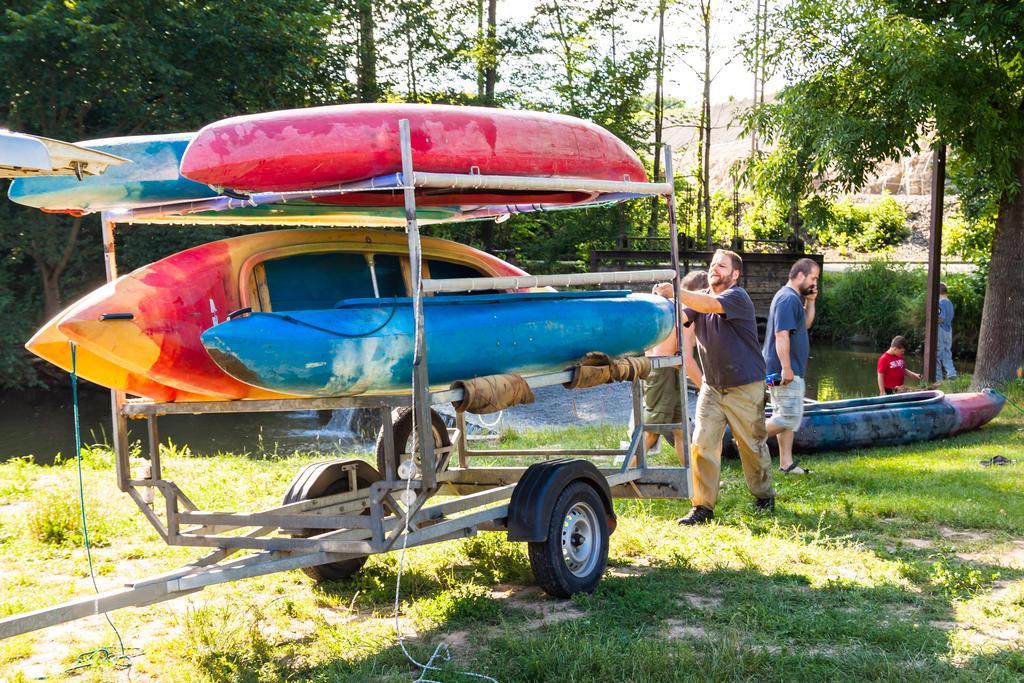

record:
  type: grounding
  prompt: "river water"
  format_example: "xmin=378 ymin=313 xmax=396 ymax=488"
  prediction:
xmin=0 ymin=344 xmax=970 ymax=463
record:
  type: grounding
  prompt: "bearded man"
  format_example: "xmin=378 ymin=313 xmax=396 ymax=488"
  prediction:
xmin=675 ymin=249 xmax=775 ymax=525
xmin=763 ymin=258 xmax=820 ymax=476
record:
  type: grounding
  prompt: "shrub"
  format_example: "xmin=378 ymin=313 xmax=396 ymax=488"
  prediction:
xmin=813 ymin=261 xmax=984 ymax=357
xmin=804 ymin=195 xmax=910 ymax=252
xmin=814 ymin=261 xmax=925 ymax=348
xmin=28 ymin=492 xmax=81 ymax=546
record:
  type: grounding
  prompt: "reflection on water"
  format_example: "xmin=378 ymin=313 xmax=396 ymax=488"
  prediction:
xmin=805 ymin=344 xmax=972 ymax=401
xmin=0 ymin=343 xmax=973 ymax=463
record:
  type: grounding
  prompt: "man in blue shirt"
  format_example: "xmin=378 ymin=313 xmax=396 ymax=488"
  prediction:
xmin=676 ymin=249 xmax=775 ymax=525
xmin=936 ymin=282 xmax=957 ymax=380
xmin=763 ymin=258 xmax=819 ymax=475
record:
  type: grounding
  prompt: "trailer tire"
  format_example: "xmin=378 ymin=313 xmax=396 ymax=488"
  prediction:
xmin=376 ymin=407 xmax=451 ymax=480
xmin=528 ymin=481 xmax=609 ymax=598
xmin=282 ymin=461 xmax=373 ymax=582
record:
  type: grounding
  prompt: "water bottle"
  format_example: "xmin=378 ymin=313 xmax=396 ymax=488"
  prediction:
xmin=766 ymin=373 xmax=782 ymax=387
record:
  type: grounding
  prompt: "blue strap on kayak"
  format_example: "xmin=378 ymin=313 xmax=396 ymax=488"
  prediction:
xmin=64 ymin=343 xmax=137 ymax=674
xmin=262 ymin=297 xmax=399 ymax=338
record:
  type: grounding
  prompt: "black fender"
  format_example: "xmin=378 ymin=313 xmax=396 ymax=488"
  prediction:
xmin=506 ymin=459 xmax=616 ymax=542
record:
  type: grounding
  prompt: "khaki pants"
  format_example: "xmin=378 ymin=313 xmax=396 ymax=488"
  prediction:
xmin=691 ymin=380 xmax=774 ymax=510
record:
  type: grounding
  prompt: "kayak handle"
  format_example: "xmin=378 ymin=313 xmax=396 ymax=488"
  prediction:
xmin=227 ymin=307 xmax=252 ymax=321
xmin=99 ymin=313 xmax=134 ymax=321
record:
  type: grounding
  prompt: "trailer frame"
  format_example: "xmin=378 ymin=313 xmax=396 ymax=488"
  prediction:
xmin=0 ymin=122 xmax=691 ymax=640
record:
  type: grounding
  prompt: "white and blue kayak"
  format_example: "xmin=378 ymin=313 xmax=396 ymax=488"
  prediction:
xmin=200 ymin=290 xmax=674 ymax=396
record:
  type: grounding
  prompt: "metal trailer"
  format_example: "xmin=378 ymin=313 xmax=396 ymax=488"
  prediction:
xmin=0 ymin=122 xmax=692 ymax=640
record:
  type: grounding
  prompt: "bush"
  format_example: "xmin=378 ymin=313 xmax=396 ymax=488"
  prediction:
xmin=805 ymin=195 xmax=910 ymax=252
xmin=813 ymin=261 xmax=983 ymax=357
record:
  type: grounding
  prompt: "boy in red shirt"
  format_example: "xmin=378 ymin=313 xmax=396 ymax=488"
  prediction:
xmin=877 ymin=336 xmax=921 ymax=395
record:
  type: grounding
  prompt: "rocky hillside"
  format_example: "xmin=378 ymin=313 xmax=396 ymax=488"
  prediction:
xmin=664 ymin=97 xmax=947 ymax=261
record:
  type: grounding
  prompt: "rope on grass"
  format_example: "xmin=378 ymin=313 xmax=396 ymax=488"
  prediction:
xmin=391 ymin=416 xmax=498 ymax=683
xmin=993 ymin=388 xmax=1024 ymax=416
xmin=64 ymin=343 xmax=142 ymax=675
xmin=392 ymin=220 xmax=498 ymax=682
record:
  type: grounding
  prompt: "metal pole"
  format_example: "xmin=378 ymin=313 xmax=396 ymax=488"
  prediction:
xmin=664 ymin=145 xmax=690 ymax=463
xmin=101 ymin=212 xmax=130 ymax=491
xmin=923 ymin=145 xmax=945 ymax=384
xmin=398 ymin=119 xmax=437 ymax=490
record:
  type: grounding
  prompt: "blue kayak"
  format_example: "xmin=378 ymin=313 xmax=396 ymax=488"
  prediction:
xmin=201 ymin=290 xmax=674 ymax=396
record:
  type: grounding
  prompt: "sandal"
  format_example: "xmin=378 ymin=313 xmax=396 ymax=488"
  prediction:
xmin=779 ymin=462 xmax=811 ymax=475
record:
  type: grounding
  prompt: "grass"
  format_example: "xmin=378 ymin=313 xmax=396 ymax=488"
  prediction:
xmin=0 ymin=379 xmax=1022 ymax=681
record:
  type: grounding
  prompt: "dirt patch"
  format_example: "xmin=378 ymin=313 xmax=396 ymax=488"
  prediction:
xmin=488 ymin=583 xmax=584 ymax=629
xmin=929 ymin=620 xmax=957 ymax=631
xmin=887 ymin=605 xmax=920 ymax=620
xmin=901 ymin=538 xmax=934 ymax=550
xmin=443 ymin=630 xmax=470 ymax=649
xmin=957 ymin=541 xmax=1024 ymax=569
xmin=663 ymin=619 xmax=707 ymax=639
xmin=679 ymin=593 xmax=723 ymax=610
xmin=0 ymin=502 xmax=32 ymax=517
xmin=606 ymin=565 xmax=651 ymax=578
xmin=988 ymin=579 xmax=1022 ymax=602
xmin=938 ymin=527 xmax=992 ymax=543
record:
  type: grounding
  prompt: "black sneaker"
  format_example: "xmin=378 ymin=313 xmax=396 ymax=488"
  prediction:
xmin=753 ymin=496 xmax=775 ymax=513
xmin=678 ymin=505 xmax=714 ymax=525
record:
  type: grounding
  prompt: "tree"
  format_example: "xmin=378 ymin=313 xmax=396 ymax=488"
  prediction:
xmin=760 ymin=0 xmax=1024 ymax=387
xmin=648 ymin=0 xmax=669 ymax=237
xmin=484 ymin=0 xmax=498 ymax=103
xmin=533 ymin=0 xmax=654 ymax=246
xmin=355 ymin=0 xmax=381 ymax=101
xmin=0 ymin=0 xmax=344 ymax=383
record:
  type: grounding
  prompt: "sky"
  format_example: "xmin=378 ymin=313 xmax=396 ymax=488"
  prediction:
xmin=499 ymin=0 xmax=785 ymax=106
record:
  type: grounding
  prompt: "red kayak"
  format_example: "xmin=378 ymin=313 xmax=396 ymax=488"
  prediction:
xmin=180 ymin=104 xmax=646 ymax=205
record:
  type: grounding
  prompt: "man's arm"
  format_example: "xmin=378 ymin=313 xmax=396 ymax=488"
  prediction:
xmin=906 ymin=368 xmax=921 ymax=381
xmin=877 ymin=372 xmax=886 ymax=396
xmin=677 ymin=288 xmax=724 ymax=315
xmin=774 ymin=331 xmax=794 ymax=383
xmin=683 ymin=326 xmax=703 ymax=389
xmin=804 ymin=291 xmax=817 ymax=328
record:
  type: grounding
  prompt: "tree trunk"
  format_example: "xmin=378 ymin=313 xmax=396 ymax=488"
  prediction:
xmin=39 ymin=265 xmax=61 ymax=321
xmin=649 ymin=0 xmax=666 ymax=237
xmin=31 ymin=215 xmax=82 ymax=320
xmin=356 ymin=0 xmax=378 ymax=102
xmin=972 ymin=158 xmax=1024 ymax=388
xmin=476 ymin=0 xmax=485 ymax=99
xmin=701 ymin=0 xmax=712 ymax=248
xmin=484 ymin=0 xmax=497 ymax=105
xmin=751 ymin=0 xmax=761 ymax=155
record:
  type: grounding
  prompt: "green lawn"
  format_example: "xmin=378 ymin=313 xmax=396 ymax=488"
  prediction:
xmin=1 ymin=379 xmax=1022 ymax=682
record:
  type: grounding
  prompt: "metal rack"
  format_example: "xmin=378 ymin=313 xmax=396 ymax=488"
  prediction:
xmin=0 ymin=120 xmax=691 ymax=639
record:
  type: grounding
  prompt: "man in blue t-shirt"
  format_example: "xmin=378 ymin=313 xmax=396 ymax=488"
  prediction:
xmin=936 ymin=282 xmax=957 ymax=380
xmin=675 ymin=249 xmax=775 ymax=525
xmin=763 ymin=258 xmax=819 ymax=475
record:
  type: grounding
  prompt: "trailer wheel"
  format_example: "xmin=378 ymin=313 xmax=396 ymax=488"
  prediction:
xmin=376 ymin=407 xmax=452 ymax=480
xmin=527 ymin=481 xmax=609 ymax=598
xmin=282 ymin=461 xmax=373 ymax=581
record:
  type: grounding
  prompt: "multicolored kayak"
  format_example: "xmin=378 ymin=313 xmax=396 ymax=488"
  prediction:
xmin=26 ymin=229 xmax=531 ymax=401
xmin=789 ymin=390 xmax=1005 ymax=453
xmin=179 ymin=104 xmax=646 ymax=205
xmin=7 ymin=133 xmax=215 ymax=213
xmin=200 ymin=291 xmax=675 ymax=397
xmin=5 ymin=133 xmax=519 ymax=225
